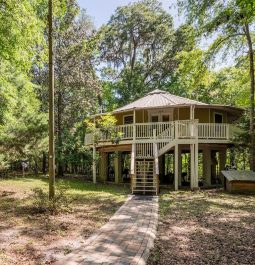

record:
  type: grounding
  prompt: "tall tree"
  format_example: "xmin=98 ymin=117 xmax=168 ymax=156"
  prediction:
xmin=33 ymin=5 xmax=100 ymax=176
xmin=178 ymin=0 xmax=255 ymax=170
xmin=48 ymin=0 xmax=55 ymax=198
xmin=0 ymin=0 xmax=48 ymax=171
xmin=99 ymin=0 xmax=195 ymax=107
xmin=54 ymin=9 xmax=100 ymax=176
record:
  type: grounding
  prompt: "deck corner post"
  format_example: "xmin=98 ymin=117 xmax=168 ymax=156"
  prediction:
xmin=174 ymin=144 xmax=179 ymax=191
xmin=190 ymin=143 xmax=194 ymax=189
xmin=133 ymin=109 xmax=136 ymax=142
xmin=226 ymin=124 xmax=230 ymax=140
xmin=114 ymin=151 xmax=122 ymax=184
xmin=175 ymin=120 xmax=179 ymax=139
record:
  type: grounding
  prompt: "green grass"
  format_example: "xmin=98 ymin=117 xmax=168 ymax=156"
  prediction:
xmin=148 ymin=189 xmax=255 ymax=265
xmin=0 ymin=176 xmax=129 ymax=265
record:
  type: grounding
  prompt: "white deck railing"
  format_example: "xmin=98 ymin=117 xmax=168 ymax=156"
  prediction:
xmin=198 ymin=123 xmax=229 ymax=139
xmin=85 ymin=121 xmax=235 ymax=145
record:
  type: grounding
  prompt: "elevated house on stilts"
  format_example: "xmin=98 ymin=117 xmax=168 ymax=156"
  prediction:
xmin=85 ymin=89 xmax=243 ymax=195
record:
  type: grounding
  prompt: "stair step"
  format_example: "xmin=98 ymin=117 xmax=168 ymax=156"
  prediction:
xmin=134 ymin=188 xmax=157 ymax=190
xmin=134 ymin=178 xmax=155 ymax=179
xmin=134 ymin=183 xmax=156 ymax=185
xmin=134 ymin=186 xmax=157 ymax=188
xmin=133 ymin=190 xmax=157 ymax=192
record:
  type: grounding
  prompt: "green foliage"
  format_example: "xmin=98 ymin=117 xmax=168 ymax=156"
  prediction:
xmin=32 ymin=186 xmax=71 ymax=214
xmin=209 ymin=66 xmax=250 ymax=106
xmin=169 ymin=49 xmax=211 ymax=101
xmin=0 ymin=0 xmax=47 ymax=71
xmin=85 ymin=114 xmax=123 ymax=144
xmin=0 ymin=62 xmax=48 ymax=166
xmin=99 ymin=0 xmax=195 ymax=107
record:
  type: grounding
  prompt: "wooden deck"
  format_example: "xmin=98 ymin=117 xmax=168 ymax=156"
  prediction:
xmin=85 ymin=120 xmax=238 ymax=147
xmin=86 ymin=120 xmax=240 ymax=193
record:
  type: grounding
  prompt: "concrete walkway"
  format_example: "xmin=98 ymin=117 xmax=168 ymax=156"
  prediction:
xmin=54 ymin=195 xmax=158 ymax=265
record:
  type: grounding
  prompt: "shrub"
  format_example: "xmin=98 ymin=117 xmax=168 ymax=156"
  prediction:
xmin=31 ymin=186 xmax=71 ymax=214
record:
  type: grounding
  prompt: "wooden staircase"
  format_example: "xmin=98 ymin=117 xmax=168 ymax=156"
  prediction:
xmin=131 ymin=141 xmax=159 ymax=195
xmin=130 ymin=127 xmax=177 ymax=195
xmin=132 ymin=159 xmax=158 ymax=194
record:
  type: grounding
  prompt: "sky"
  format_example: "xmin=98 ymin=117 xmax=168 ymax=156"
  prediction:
xmin=77 ymin=0 xmax=182 ymax=29
xmin=76 ymin=0 xmax=233 ymax=69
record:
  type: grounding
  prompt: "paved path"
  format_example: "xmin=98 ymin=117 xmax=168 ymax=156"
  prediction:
xmin=54 ymin=195 xmax=158 ymax=265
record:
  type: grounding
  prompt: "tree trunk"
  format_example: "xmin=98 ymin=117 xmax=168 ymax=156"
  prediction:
xmin=42 ymin=151 xmax=47 ymax=174
xmin=57 ymin=90 xmax=64 ymax=176
xmin=244 ymin=23 xmax=255 ymax=171
xmin=48 ymin=0 xmax=55 ymax=199
xmin=34 ymin=158 xmax=38 ymax=175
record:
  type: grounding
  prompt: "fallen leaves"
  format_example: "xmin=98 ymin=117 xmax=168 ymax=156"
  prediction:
xmin=148 ymin=190 xmax=255 ymax=265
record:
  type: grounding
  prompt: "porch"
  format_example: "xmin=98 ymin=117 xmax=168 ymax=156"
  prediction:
xmin=96 ymin=144 xmax=228 ymax=192
xmin=86 ymin=120 xmax=239 ymax=194
xmin=85 ymin=120 xmax=237 ymax=146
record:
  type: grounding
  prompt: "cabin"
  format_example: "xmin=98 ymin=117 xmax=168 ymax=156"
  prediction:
xmin=85 ymin=89 xmax=243 ymax=194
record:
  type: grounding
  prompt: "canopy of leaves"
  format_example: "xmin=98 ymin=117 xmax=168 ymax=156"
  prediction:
xmin=99 ymin=0 xmax=196 ymax=108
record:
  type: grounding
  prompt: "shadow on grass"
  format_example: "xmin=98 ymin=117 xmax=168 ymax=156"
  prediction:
xmin=2 ymin=175 xmax=129 ymax=196
xmin=148 ymin=190 xmax=255 ymax=265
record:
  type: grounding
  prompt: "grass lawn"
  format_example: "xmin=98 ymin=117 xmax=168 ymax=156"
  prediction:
xmin=0 ymin=176 xmax=128 ymax=265
xmin=148 ymin=189 xmax=255 ymax=265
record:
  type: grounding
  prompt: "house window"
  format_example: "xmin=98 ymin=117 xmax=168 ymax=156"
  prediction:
xmin=151 ymin=115 xmax=159 ymax=122
xmin=123 ymin=115 xmax=133 ymax=124
xmin=162 ymin=114 xmax=170 ymax=122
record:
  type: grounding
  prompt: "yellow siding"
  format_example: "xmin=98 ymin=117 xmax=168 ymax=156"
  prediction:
xmin=113 ymin=110 xmax=147 ymax=125
xmin=111 ymin=107 xmax=228 ymax=125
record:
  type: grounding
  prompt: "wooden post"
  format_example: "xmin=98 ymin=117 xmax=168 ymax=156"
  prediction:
xmin=99 ymin=152 xmax=107 ymax=182
xmin=219 ymin=149 xmax=227 ymax=184
xmin=178 ymin=148 xmax=182 ymax=186
xmin=203 ymin=147 xmax=211 ymax=186
xmin=174 ymin=144 xmax=178 ymax=191
xmin=194 ymin=120 xmax=199 ymax=188
xmin=153 ymin=129 xmax=159 ymax=174
xmin=190 ymin=143 xmax=194 ymax=189
xmin=194 ymin=142 xmax=199 ymax=188
xmin=153 ymin=129 xmax=159 ymax=194
xmin=190 ymin=105 xmax=194 ymax=120
xmin=226 ymin=124 xmax=230 ymax=140
xmin=114 ymin=151 xmax=122 ymax=183
xmin=133 ymin=109 xmax=136 ymax=142
xmin=175 ymin=120 xmax=179 ymax=139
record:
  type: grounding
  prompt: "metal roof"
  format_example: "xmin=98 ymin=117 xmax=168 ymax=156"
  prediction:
xmin=222 ymin=170 xmax=255 ymax=182
xmin=113 ymin=89 xmax=207 ymax=113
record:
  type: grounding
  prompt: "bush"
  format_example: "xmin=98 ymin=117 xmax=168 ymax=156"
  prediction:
xmin=31 ymin=186 xmax=71 ymax=214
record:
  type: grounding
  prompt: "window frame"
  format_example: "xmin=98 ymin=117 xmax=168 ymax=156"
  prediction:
xmin=123 ymin=114 xmax=134 ymax=124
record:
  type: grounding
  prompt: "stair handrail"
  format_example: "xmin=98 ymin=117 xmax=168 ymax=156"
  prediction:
xmin=131 ymin=143 xmax=135 ymax=175
xmin=156 ymin=121 xmax=175 ymax=140
xmin=153 ymin=129 xmax=159 ymax=175
xmin=153 ymin=129 xmax=159 ymax=195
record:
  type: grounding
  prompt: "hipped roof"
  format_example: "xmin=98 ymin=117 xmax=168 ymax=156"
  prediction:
xmin=111 ymin=89 xmax=242 ymax=114
xmin=113 ymin=89 xmax=207 ymax=113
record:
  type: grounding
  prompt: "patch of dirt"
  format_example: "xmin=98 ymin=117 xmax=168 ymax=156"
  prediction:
xmin=0 ymin=183 xmax=125 ymax=265
xmin=148 ymin=190 xmax=255 ymax=265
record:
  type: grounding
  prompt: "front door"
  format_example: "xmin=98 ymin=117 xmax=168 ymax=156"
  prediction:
xmin=149 ymin=110 xmax=173 ymax=122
